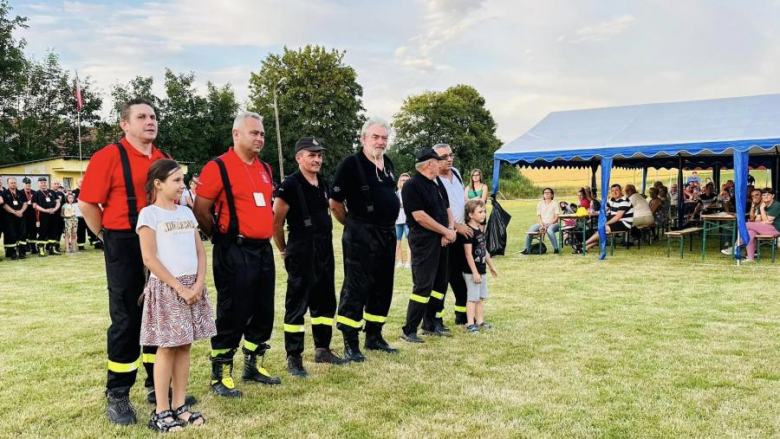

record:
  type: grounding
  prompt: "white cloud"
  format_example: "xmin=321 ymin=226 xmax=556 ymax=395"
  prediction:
xmin=564 ymin=14 xmax=637 ymax=43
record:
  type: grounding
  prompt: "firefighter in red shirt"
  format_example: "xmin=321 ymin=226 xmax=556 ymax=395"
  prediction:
xmin=80 ymin=98 xmax=184 ymax=425
xmin=193 ymin=111 xmax=281 ymax=398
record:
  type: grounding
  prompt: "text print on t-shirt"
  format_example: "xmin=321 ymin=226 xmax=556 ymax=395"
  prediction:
xmin=161 ymin=220 xmax=197 ymax=234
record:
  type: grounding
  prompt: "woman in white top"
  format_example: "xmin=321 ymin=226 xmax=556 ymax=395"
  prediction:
xmin=524 ymin=187 xmax=562 ymax=254
xmin=137 ymin=159 xmax=216 ymax=432
xmin=395 ymin=173 xmax=411 ymax=268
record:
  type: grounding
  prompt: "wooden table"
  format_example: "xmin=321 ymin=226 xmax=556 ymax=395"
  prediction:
xmin=557 ymin=213 xmax=598 ymax=257
xmin=701 ymin=213 xmax=737 ymax=262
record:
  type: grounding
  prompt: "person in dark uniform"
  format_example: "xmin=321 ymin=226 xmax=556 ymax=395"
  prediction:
xmin=400 ymin=148 xmax=456 ymax=343
xmin=51 ymin=180 xmax=66 ymax=253
xmin=0 ymin=176 xmax=5 ymax=251
xmin=329 ymin=117 xmax=400 ymax=362
xmin=194 ymin=111 xmax=281 ymax=398
xmin=73 ymin=178 xmax=88 ymax=251
xmin=272 ymin=137 xmax=348 ymax=377
xmin=21 ymin=178 xmax=36 ymax=255
xmin=2 ymin=177 xmax=28 ymax=259
xmin=32 ymin=177 xmax=61 ymax=257
xmin=80 ymin=98 xmax=184 ymax=425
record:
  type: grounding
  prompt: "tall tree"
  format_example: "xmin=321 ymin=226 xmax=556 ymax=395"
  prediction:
xmin=247 ymin=45 xmax=366 ymax=180
xmin=156 ymin=69 xmax=208 ymax=161
xmin=0 ymin=0 xmax=27 ymax=164
xmin=390 ymin=84 xmax=502 ymax=180
xmin=202 ymin=82 xmax=239 ymax=169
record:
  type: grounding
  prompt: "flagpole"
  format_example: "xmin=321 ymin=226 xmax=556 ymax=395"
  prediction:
xmin=75 ymin=72 xmax=84 ymax=177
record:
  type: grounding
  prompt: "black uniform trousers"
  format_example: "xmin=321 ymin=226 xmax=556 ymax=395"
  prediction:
xmin=210 ymin=236 xmax=275 ymax=358
xmin=336 ymin=218 xmax=396 ymax=335
xmin=283 ymin=233 xmax=336 ymax=356
xmin=403 ymin=228 xmax=448 ymax=335
xmin=3 ymin=213 xmax=27 ymax=254
xmin=37 ymin=212 xmax=58 ymax=248
xmin=77 ymin=217 xmax=87 ymax=249
xmin=24 ymin=208 xmax=36 ymax=252
xmin=104 ymin=230 xmax=156 ymax=390
xmin=430 ymin=237 xmax=468 ymax=323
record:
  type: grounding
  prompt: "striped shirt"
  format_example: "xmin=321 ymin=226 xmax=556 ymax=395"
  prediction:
xmin=608 ymin=196 xmax=634 ymax=228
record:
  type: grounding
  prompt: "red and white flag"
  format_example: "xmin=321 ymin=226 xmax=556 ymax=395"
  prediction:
xmin=75 ymin=74 xmax=83 ymax=112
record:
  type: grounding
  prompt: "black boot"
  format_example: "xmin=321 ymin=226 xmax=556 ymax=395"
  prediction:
xmin=37 ymin=243 xmax=46 ymax=257
xmin=286 ymin=354 xmax=308 ymax=378
xmin=342 ymin=332 xmax=365 ymax=362
xmin=454 ymin=312 xmax=467 ymax=326
xmin=6 ymin=247 xmax=17 ymax=260
xmin=106 ymin=387 xmax=137 ymax=426
xmin=49 ymin=243 xmax=61 ymax=255
xmin=314 ymin=348 xmax=349 ymax=365
xmin=364 ymin=329 xmax=398 ymax=354
xmin=243 ymin=353 xmax=282 ymax=385
xmin=209 ymin=356 xmax=242 ymax=398
xmin=17 ymin=245 xmax=26 ymax=259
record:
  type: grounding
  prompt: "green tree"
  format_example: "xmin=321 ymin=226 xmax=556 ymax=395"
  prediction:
xmin=201 ymin=82 xmax=239 ymax=171
xmin=390 ymin=84 xmax=502 ymax=182
xmin=247 ymin=45 xmax=366 ymax=181
xmin=156 ymin=69 xmax=208 ymax=162
xmin=61 ymin=74 xmax=104 ymax=157
xmin=0 ymin=0 xmax=28 ymax=164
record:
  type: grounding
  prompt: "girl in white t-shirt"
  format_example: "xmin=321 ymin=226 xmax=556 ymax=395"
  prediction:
xmin=137 ymin=159 xmax=216 ymax=432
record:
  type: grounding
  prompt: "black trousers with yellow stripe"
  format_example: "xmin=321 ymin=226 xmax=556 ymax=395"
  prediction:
xmin=104 ymin=229 xmax=156 ymax=390
xmin=3 ymin=213 xmax=27 ymax=255
xmin=210 ymin=237 xmax=275 ymax=359
xmin=429 ymin=236 xmax=468 ymax=323
xmin=283 ymin=233 xmax=336 ymax=356
xmin=36 ymin=212 xmax=58 ymax=249
xmin=336 ymin=219 xmax=396 ymax=335
xmin=402 ymin=228 xmax=448 ymax=335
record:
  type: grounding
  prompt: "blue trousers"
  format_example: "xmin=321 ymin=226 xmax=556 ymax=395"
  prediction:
xmin=525 ymin=223 xmax=560 ymax=251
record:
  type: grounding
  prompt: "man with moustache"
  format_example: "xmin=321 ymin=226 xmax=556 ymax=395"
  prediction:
xmin=330 ymin=117 xmax=400 ymax=362
xmin=21 ymin=178 xmax=36 ymax=255
xmin=194 ymin=111 xmax=281 ymax=398
xmin=273 ymin=137 xmax=348 ymax=377
xmin=80 ymin=98 xmax=174 ymax=425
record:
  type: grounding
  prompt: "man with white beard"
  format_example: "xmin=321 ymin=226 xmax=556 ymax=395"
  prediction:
xmin=330 ymin=117 xmax=400 ymax=362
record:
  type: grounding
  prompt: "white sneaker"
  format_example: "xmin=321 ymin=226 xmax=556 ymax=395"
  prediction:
xmin=721 ymin=247 xmax=732 ymax=255
xmin=404 ymin=263 xmax=411 ymax=269
xmin=395 ymin=262 xmax=403 ymax=268
xmin=742 ymin=258 xmax=755 ymax=263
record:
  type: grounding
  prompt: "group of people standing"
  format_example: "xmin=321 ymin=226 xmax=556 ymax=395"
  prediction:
xmin=0 ymin=175 xmax=100 ymax=260
xmin=82 ymin=98 xmax=498 ymax=432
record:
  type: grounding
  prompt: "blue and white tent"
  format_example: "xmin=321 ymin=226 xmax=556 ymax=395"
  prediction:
xmin=492 ymin=94 xmax=780 ymax=260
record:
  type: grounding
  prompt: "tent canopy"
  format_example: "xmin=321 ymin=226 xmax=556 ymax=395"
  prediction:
xmin=494 ymin=94 xmax=780 ymax=167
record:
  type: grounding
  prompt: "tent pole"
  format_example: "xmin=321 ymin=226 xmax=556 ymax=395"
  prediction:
xmin=590 ymin=161 xmax=598 ymax=198
xmin=677 ymin=156 xmax=684 ymax=229
xmin=641 ymin=167 xmax=648 ymax=194
xmin=775 ymin=152 xmax=780 ymax=190
xmin=714 ymin=164 xmax=721 ymax=192
xmin=491 ymin=158 xmax=501 ymax=197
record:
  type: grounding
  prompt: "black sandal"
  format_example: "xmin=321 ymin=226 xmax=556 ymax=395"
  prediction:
xmin=149 ymin=409 xmax=184 ymax=433
xmin=174 ymin=404 xmax=205 ymax=426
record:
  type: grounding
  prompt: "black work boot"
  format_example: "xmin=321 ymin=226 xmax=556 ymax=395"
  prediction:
xmin=314 ymin=348 xmax=349 ymax=365
xmin=37 ymin=243 xmax=46 ymax=257
xmin=6 ymin=248 xmax=17 ymax=260
xmin=209 ymin=357 xmax=242 ymax=398
xmin=286 ymin=355 xmax=308 ymax=378
xmin=106 ymin=387 xmax=137 ymax=426
xmin=243 ymin=353 xmax=282 ymax=385
xmin=435 ymin=319 xmax=451 ymax=333
xmin=454 ymin=312 xmax=468 ymax=326
xmin=49 ymin=243 xmax=61 ymax=255
xmin=342 ymin=332 xmax=365 ymax=362
xmin=364 ymin=329 xmax=399 ymax=354
xmin=18 ymin=245 xmax=26 ymax=259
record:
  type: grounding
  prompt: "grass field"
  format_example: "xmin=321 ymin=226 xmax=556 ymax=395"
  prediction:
xmin=2 ymin=201 xmax=780 ymax=438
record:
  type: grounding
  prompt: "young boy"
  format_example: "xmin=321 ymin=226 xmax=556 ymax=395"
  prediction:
xmin=462 ymin=200 xmax=498 ymax=333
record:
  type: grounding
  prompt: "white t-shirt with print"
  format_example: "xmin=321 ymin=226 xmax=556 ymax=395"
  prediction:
xmin=136 ymin=205 xmax=199 ymax=278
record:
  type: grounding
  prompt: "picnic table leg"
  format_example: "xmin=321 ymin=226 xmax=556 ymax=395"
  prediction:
xmin=773 ymin=238 xmax=776 ymax=263
xmin=679 ymin=236 xmax=684 ymax=259
xmin=666 ymin=236 xmax=671 ymax=257
xmin=701 ymin=221 xmax=707 ymax=262
xmin=581 ymin=221 xmax=586 ymax=257
xmin=731 ymin=223 xmax=736 ymax=257
xmin=558 ymin=218 xmax=563 ymax=257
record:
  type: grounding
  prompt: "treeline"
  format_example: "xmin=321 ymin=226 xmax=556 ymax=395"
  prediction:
xmin=1 ymin=0 xmax=513 ymax=187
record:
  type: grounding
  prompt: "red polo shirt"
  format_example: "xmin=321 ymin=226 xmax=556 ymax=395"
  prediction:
xmin=198 ymin=147 xmax=274 ymax=239
xmin=79 ymin=139 xmax=168 ymax=230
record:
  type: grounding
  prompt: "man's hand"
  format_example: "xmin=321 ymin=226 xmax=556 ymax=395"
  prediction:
xmin=473 ymin=273 xmax=482 ymax=284
xmin=455 ymin=223 xmax=474 ymax=238
xmin=444 ymin=228 xmax=456 ymax=242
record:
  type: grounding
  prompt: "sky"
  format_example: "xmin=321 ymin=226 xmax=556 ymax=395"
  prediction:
xmin=14 ymin=0 xmax=780 ymax=143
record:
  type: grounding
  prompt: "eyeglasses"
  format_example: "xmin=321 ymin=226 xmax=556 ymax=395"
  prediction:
xmin=441 ymin=154 xmax=455 ymax=159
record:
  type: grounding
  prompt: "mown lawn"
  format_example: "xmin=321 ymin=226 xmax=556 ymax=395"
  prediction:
xmin=1 ymin=200 xmax=779 ymax=438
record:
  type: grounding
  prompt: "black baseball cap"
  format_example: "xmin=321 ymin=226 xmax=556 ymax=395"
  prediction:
xmin=38 ymin=177 xmax=47 ymax=182
xmin=22 ymin=177 xmax=31 ymax=184
xmin=416 ymin=147 xmax=445 ymax=163
xmin=295 ymin=137 xmax=325 ymax=153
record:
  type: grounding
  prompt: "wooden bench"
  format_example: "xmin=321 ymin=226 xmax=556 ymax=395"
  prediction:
xmin=665 ymin=227 xmax=702 ymax=258
xmin=755 ymin=234 xmax=780 ymax=263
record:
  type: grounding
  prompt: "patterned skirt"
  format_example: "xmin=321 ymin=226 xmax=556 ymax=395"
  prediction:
xmin=140 ymin=274 xmax=217 ymax=348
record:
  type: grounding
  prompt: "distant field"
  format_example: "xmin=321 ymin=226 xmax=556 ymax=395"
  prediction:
xmin=518 ymin=167 xmax=773 ymax=197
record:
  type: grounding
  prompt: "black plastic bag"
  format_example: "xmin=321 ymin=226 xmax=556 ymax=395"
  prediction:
xmin=486 ymin=198 xmax=511 ymax=256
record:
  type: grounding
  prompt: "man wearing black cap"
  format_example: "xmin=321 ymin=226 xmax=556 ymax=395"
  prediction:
xmin=273 ymin=137 xmax=348 ymax=377
xmin=400 ymin=148 xmax=456 ymax=343
xmin=330 ymin=117 xmax=400 ymax=361
xmin=2 ymin=177 xmax=28 ymax=259
xmin=32 ymin=177 xmax=61 ymax=256
xmin=21 ymin=178 xmax=36 ymax=254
